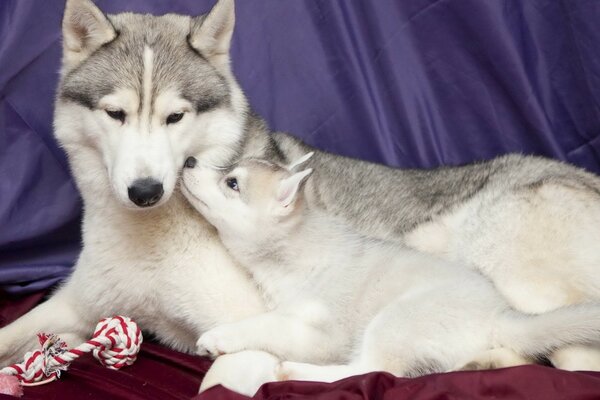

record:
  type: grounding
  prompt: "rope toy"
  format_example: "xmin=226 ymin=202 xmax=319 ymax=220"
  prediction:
xmin=0 ymin=316 xmax=142 ymax=397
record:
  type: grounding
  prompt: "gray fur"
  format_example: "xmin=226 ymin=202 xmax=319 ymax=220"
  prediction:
xmin=226 ymin=117 xmax=600 ymax=240
xmin=60 ymin=13 xmax=229 ymax=113
xmin=57 ymin=3 xmax=600 ymax=242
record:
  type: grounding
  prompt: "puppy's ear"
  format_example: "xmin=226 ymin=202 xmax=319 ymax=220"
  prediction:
xmin=189 ymin=0 xmax=235 ymax=66
xmin=275 ymin=169 xmax=313 ymax=214
xmin=62 ymin=0 xmax=117 ymax=70
xmin=287 ymin=152 xmax=315 ymax=171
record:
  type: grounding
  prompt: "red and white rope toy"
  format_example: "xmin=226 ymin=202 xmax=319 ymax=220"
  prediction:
xmin=0 ymin=316 xmax=142 ymax=397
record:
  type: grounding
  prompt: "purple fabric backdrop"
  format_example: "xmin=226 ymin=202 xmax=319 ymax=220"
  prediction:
xmin=1 ymin=0 xmax=599 ymax=293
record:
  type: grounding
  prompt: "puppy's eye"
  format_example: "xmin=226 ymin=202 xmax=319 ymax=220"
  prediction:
xmin=166 ymin=112 xmax=184 ymax=125
xmin=106 ymin=109 xmax=125 ymax=123
xmin=226 ymin=177 xmax=239 ymax=192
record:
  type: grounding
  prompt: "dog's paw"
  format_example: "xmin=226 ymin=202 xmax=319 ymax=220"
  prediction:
xmin=196 ymin=325 xmax=245 ymax=359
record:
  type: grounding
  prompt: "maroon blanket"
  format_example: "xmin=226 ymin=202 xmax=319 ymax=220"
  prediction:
xmin=2 ymin=291 xmax=600 ymax=400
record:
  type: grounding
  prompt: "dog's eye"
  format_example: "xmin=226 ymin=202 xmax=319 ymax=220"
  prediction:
xmin=106 ymin=109 xmax=125 ymax=123
xmin=226 ymin=177 xmax=239 ymax=192
xmin=166 ymin=112 xmax=184 ymax=125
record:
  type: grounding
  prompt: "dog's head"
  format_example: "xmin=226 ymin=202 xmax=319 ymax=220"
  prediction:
xmin=54 ymin=0 xmax=246 ymax=209
xmin=181 ymin=154 xmax=313 ymax=246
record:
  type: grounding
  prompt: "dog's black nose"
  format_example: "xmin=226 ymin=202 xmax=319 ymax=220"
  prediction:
xmin=128 ymin=178 xmax=164 ymax=207
xmin=184 ymin=156 xmax=197 ymax=169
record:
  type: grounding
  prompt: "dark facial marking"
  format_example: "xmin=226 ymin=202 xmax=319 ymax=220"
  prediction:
xmin=60 ymin=76 xmax=116 ymax=110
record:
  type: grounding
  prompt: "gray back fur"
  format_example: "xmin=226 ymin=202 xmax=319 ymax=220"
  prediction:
xmin=259 ymin=132 xmax=600 ymax=239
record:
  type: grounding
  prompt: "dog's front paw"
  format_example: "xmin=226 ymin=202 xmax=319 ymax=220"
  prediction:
xmin=196 ymin=325 xmax=246 ymax=359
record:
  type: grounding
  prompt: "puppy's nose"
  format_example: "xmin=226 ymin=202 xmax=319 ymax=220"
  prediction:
xmin=128 ymin=178 xmax=164 ymax=207
xmin=184 ymin=156 xmax=197 ymax=169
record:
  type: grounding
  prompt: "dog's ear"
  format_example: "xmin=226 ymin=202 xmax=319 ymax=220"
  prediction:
xmin=62 ymin=0 xmax=116 ymax=70
xmin=287 ymin=152 xmax=315 ymax=172
xmin=189 ymin=0 xmax=235 ymax=66
xmin=275 ymin=169 xmax=313 ymax=215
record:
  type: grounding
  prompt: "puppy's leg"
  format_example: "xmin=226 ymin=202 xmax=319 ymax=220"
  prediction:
xmin=0 ymin=287 xmax=89 ymax=366
xmin=200 ymin=351 xmax=280 ymax=396
xmin=277 ymin=298 xmax=421 ymax=383
xmin=276 ymin=309 xmax=401 ymax=383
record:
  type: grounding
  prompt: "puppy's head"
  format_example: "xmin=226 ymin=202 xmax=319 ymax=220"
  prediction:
xmin=181 ymin=153 xmax=313 ymax=244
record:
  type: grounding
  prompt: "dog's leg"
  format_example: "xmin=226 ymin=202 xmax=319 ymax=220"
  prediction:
xmin=0 ymin=287 xmax=88 ymax=366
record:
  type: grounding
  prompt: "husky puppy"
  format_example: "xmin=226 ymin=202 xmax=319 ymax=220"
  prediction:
xmin=181 ymin=155 xmax=600 ymax=386
xmin=2 ymin=0 xmax=600 ymax=376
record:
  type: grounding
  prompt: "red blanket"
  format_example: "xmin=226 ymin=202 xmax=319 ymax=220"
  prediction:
xmin=2 ymin=291 xmax=600 ymax=400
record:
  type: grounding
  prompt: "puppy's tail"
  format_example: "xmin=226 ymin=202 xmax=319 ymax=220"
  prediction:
xmin=497 ymin=303 xmax=600 ymax=357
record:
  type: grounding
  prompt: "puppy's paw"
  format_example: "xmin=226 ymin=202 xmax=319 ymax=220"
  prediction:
xmin=196 ymin=325 xmax=245 ymax=359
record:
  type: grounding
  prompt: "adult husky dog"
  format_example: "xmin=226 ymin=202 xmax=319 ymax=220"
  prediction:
xmin=1 ymin=0 xmax=600 ymax=376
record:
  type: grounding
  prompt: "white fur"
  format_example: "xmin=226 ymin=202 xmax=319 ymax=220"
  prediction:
xmin=405 ymin=181 xmax=600 ymax=369
xmin=140 ymin=46 xmax=154 ymax=129
xmin=0 ymin=149 xmax=265 ymax=361
xmin=0 ymin=0 xmax=263 ymax=369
